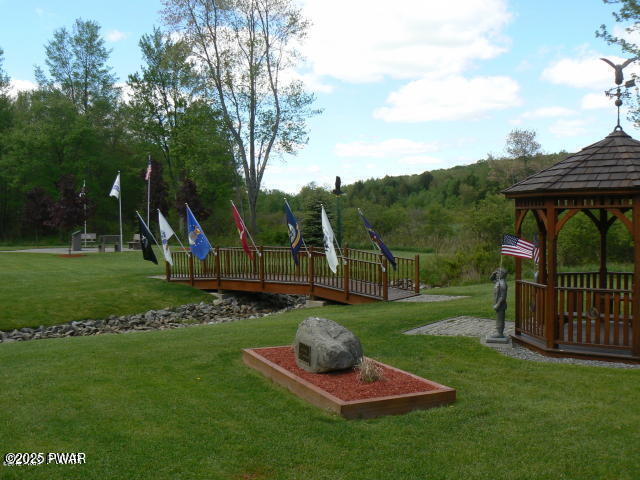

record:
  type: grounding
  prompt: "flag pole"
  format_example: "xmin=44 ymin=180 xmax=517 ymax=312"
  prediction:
xmin=321 ymin=203 xmax=344 ymax=262
xmin=231 ymin=200 xmax=261 ymax=257
xmin=284 ymin=197 xmax=310 ymax=257
xmin=146 ymin=155 xmax=151 ymax=225
xmin=136 ymin=211 xmax=161 ymax=248
xmin=159 ymin=209 xmax=188 ymax=253
xmin=118 ymin=171 xmax=123 ymax=251
xmin=358 ymin=208 xmax=386 ymax=272
xmin=82 ymin=179 xmax=87 ymax=248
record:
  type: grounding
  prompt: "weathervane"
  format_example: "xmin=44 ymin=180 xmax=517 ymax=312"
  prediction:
xmin=601 ymin=57 xmax=636 ymax=130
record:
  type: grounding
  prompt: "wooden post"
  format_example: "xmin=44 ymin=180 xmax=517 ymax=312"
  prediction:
xmin=600 ymin=209 xmax=608 ymax=289
xmin=633 ymin=196 xmax=640 ymax=356
xmin=259 ymin=246 xmax=265 ymax=290
xmin=343 ymin=245 xmax=350 ymax=301
xmin=215 ymin=246 xmax=221 ymax=290
xmin=545 ymin=199 xmax=558 ymax=350
xmin=308 ymin=247 xmax=315 ymax=297
xmin=189 ymin=254 xmax=194 ymax=287
xmin=165 ymin=261 xmax=171 ymax=281
xmin=515 ymin=214 xmax=523 ymax=339
xmin=414 ymin=254 xmax=420 ymax=294
xmin=382 ymin=257 xmax=389 ymax=301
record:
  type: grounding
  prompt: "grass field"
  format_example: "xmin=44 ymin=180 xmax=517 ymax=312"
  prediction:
xmin=0 ymin=252 xmax=638 ymax=479
xmin=0 ymin=250 xmax=208 ymax=331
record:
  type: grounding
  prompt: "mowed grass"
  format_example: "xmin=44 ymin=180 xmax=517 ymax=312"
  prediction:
xmin=0 ymin=251 xmax=209 ymax=330
xmin=0 ymin=275 xmax=639 ymax=479
xmin=0 ymin=252 xmax=638 ymax=479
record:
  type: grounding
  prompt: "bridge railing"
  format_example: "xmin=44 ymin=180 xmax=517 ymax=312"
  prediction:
xmin=168 ymin=245 xmax=420 ymax=300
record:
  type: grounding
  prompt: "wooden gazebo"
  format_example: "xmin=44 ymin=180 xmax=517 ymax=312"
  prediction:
xmin=503 ymin=127 xmax=640 ymax=362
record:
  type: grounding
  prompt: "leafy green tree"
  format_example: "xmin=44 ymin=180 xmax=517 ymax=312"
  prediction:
xmin=163 ymin=0 xmax=319 ymax=232
xmin=299 ymin=184 xmax=334 ymax=247
xmin=38 ymin=19 xmax=117 ymax=115
xmin=127 ymin=28 xmax=199 ymax=184
xmin=23 ymin=187 xmax=54 ymax=241
xmin=47 ymin=174 xmax=85 ymax=232
xmin=0 ymin=46 xmax=9 ymax=95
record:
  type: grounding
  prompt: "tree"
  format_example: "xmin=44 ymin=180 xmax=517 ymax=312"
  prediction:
xmin=298 ymin=184 xmax=333 ymax=247
xmin=175 ymin=177 xmax=210 ymax=221
xmin=22 ymin=187 xmax=54 ymax=241
xmin=597 ymin=0 xmax=640 ymax=125
xmin=127 ymin=28 xmax=200 ymax=184
xmin=163 ymin=0 xmax=319 ymax=232
xmin=38 ymin=19 xmax=117 ymax=115
xmin=505 ymin=128 xmax=541 ymax=159
xmin=0 ymin=47 xmax=9 ymax=96
xmin=47 ymin=174 xmax=85 ymax=232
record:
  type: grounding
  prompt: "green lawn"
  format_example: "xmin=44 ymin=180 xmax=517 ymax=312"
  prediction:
xmin=0 ymin=271 xmax=638 ymax=479
xmin=0 ymin=250 xmax=209 ymax=330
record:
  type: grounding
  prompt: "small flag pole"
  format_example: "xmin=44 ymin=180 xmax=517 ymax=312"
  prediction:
xmin=358 ymin=207 xmax=386 ymax=273
xmin=146 ymin=155 xmax=151 ymax=225
xmin=118 ymin=171 xmax=123 ymax=251
xmin=82 ymin=179 xmax=87 ymax=248
xmin=136 ymin=211 xmax=160 ymax=248
xmin=158 ymin=209 xmax=188 ymax=253
xmin=284 ymin=197 xmax=310 ymax=256
xmin=231 ymin=200 xmax=261 ymax=257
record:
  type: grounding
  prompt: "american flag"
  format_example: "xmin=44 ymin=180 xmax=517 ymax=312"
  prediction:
xmin=501 ymin=234 xmax=534 ymax=259
xmin=145 ymin=157 xmax=152 ymax=181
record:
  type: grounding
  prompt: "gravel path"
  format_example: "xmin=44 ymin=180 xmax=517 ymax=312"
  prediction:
xmin=405 ymin=316 xmax=640 ymax=369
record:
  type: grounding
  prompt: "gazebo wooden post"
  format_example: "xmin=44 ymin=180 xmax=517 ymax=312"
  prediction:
xmin=633 ymin=196 xmax=640 ymax=356
xmin=599 ymin=209 xmax=608 ymax=289
xmin=545 ymin=199 xmax=558 ymax=349
xmin=515 ymin=215 xmax=523 ymax=325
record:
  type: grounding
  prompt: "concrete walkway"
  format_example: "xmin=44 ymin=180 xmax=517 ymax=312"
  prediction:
xmin=395 ymin=294 xmax=468 ymax=303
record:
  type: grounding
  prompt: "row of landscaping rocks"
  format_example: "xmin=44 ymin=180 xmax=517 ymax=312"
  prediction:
xmin=0 ymin=293 xmax=306 ymax=344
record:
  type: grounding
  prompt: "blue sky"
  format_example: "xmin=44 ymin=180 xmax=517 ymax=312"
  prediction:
xmin=0 ymin=0 xmax=635 ymax=193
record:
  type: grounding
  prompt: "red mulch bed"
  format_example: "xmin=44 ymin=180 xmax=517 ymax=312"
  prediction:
xmin=256 ymin=346 xmax=437 ymax=402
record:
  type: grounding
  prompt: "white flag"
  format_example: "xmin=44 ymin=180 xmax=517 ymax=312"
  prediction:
xmin=321 ymin=205 xmax=339 ymax=274
xmin=109 ymin=173 xmax=121 ymax=199
xmin=158 ymin=210 xmax=176 ymax=265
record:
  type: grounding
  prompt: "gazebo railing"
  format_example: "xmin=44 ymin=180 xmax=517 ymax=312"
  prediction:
xmin=557 ymin=271 xmax=633 ymax=290
xmin=556 ymin=286 xmax=633 ymax=349
xmin=516 ymin=280 xmax=546 ymax=340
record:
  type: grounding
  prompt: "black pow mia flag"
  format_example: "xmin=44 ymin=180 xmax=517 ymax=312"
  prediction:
xmin=136 ymin=212 xmax=158 ymax=265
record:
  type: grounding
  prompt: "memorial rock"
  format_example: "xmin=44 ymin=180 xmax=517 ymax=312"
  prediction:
xmin=294 ymin=317 xmax=363 ymax=373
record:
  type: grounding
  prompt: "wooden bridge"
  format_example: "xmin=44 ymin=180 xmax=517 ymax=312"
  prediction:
xmin=166 ymin=246 xmax=420 ymax=304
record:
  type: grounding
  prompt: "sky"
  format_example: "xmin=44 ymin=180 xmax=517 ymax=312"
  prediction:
xmin=0 ymin=0 xmax=637 ymax=193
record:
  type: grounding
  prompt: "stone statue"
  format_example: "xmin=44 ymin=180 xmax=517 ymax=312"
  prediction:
xmin=490 ymin=267 xmax=508 ymax=338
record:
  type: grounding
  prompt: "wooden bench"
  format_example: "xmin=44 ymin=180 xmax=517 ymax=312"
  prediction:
xmin=99 ymin=235 xmax=121 ymax=252
xmin=81 ymin=233 xmax=97 ymax=244
xmin=128 ymin=234 xmax=141 ymax=250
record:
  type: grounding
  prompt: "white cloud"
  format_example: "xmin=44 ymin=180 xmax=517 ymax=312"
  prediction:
xmin=548 ymin=118 xmax=590 ymax=137
xmin=35 ymin=7 xmax=44 ymax=17
xmin=335 ymin=138 xmax=439 ymax=158
xmin=106 ymin=30 xmax=127 ymax=42
xmin=300 ymin=0 xmax=511 ymax=83
xmin=541 ymin=51 xmax=639 ymax=90
xmin=521 ymin=106 xmax=575 ymax=118
xmin=581 ymin=92 xmax=613 ymax=110
xmin=373 ymin=74 xmax=521 ymax=122
xmin=115 ymin=82 xmax=133 ymax=103
xmin=8 ymin=79 xmax=37 ymax=97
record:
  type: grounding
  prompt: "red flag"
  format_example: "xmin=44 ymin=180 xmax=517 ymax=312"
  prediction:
xmin=231 ymin=201 xmax=253 ymax=259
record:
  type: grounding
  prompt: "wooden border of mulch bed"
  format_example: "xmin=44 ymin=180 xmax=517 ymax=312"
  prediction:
xmin=243 ymin=346 xmax=456 ymax=419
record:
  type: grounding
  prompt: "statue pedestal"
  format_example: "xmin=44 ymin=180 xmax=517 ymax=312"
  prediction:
xmin=485 ymin=335 xmax=510 ymax=344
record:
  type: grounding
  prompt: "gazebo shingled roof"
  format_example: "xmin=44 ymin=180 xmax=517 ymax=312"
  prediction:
xmin=503 ymin=128 xmax=640 ymax=195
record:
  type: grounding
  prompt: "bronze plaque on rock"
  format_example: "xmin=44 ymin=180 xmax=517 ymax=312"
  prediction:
xmin=298 ymin=342 xmax=310 ymax=365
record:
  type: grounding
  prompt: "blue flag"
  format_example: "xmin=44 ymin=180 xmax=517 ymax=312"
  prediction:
xmin=358 ymin=209 xmax=396 ymax=269
xmin=284 ymin=200 xmax=303 ymax=265
xmin=186 ymin=205 xmax=212 ymax=261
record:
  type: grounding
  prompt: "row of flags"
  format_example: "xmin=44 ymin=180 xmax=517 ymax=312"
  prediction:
xmin=107 ymin=171 xmax=396 ymax=273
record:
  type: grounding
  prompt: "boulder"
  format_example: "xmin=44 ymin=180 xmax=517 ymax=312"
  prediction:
xmin=293 ymin=317 xmax=363 ymax=373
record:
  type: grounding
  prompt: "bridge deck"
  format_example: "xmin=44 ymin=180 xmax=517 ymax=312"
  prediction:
xmin=166 ymin=246 xmax=420 ymax=305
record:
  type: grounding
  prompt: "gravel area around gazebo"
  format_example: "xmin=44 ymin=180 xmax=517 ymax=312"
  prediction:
xmin=405 ymin=316 xmax=640 ymax=369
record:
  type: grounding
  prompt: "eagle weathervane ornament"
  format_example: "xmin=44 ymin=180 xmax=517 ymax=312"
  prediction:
xmin=601 ymin=57 xmax=636 ymax=129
